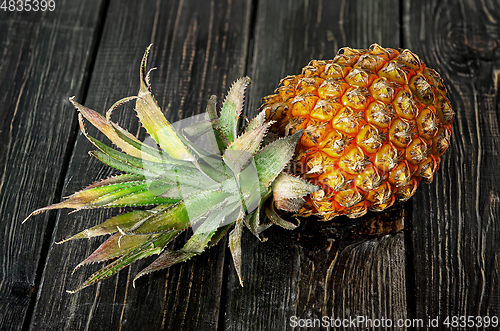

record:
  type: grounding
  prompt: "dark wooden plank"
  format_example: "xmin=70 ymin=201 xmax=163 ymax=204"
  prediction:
xmin=223 ymin=212 xmax=407 ymax=330
xmin=405 ymin=0 xmax=500 ymax=326
xmin=0 ymin=1 xmax=105 ymax=330
xmin=225 ymin=0 xmax=407 ymax=330
xmin=29 ymin=0 xmax=252 ymax=330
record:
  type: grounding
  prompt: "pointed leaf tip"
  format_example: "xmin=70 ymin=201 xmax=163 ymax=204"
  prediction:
xmin=69 ymin=232 xmax=177 ymax=293
xmin=140 ymin=44 xmax=154 ymax=87
xmin=273 ymin=172 xmax=319 ymax=200
xmin=220 ymin=77 xmax=252 ymax=145
xmin=265 ymin=200 xmax=300 ymax=230
xmin=223 ymin=121 xmax=272 ymax=174
xmin=254 ymin=129 xmax=304 ymax=189
xmin=272 ymin=171 xmax=318 ymax=214
xmin=22 ymin=209 xmax=44 ymax=224
xmin=135 ymin=46 xmax=195 ymax=161
xmin=246 ymin=109 xmax=267 ymax=132
xmin=72 ymin=98 xmax=152 ymax=160
xmin=133 ymin=250 xmax=193 ymax=286
xmin=228 ymin=210 xmax=245 ymax=287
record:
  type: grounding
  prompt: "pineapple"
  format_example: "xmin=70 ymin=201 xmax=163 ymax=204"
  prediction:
xmin=25 ymin=44 xmax=453 ymax=292
xmin=262 ymin=44 xmax=454 ymax=220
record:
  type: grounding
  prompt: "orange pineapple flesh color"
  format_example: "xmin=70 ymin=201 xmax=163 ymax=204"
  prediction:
xmin=262 ymin=44 xmax=454 ymax=220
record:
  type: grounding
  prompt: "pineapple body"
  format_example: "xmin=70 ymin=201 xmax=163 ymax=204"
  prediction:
xmin=262 ymin=44 xmax=454 ymax=220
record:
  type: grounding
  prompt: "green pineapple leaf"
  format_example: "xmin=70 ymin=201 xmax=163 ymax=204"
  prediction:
xmin=254 ymin=130 xmax=304 ymax=189
xmin=223 ymin=122 xmax=271 ymax=175
xmin=219 ymin=76 xmax=251 ymax=146
xmin=68 ymin=230 xmax=180 ymax=293
xmin=228 ymin=208 xmax=245 ymax=286
xmin=133 ymin=200 xmax=237 ymax=284
xmin=56 ymin=208 xmax=159 ymax=243
xmin=135 ymin=45 xmax=195 ymax=161
xmin=245 ymin=109 xmax=266 ymax=132
xmin=73 ymin=232 xmax=160 ymax=272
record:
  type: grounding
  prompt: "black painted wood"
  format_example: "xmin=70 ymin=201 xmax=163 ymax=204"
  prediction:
xmin=0 ymin=1 xmax=104 ymax=330
xmin=27 ymin=0 xmax=252 ymax=330
xmin=405 ymin=0 xmax=500 ymax=328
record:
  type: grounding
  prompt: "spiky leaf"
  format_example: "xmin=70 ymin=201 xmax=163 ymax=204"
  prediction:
xmin=254 ymin=130 xmax=303 ymax=189
xmin=220 ymin=77 xmax=251 ymax=145
xmin=69 ymin=231 xmax=179 ymax=293
xmin=245 ymin=109 xmax=266 ymax=132
xmin=71 ymin=98 xmax=151 ymax=160
xmin=57 ymin=209 xmax=156 ymax=243
xmin=228 ymin=208 xmax=245 ymax=286
xmin=73 ymin=232 xmax=157 ymax=271
xmin=133 ymin=202 xmax=236 ymax=283
xmin=273 ymin=172 xmax=319 ymax=200
xmin=265 ymin=199 xmax=300 ymax=229
xmin=223 ymin=122 xmax=270 ymax=175
xmin=135 ymin=45 xmax=194 ymax=161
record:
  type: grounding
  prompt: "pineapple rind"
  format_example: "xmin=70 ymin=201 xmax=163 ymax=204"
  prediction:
xmin=262 ymin=44 xmax=454 ymax=220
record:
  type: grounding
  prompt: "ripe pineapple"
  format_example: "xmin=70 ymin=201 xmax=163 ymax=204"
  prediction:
xmin=25 ymin=44 xmax=453 ymax=292
xmin=262 ymin=44 xmax=454 ymax=220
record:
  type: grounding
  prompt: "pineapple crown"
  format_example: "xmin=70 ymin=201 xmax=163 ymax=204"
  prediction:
xmin=25 ymin=45 xmax=318 ymax=292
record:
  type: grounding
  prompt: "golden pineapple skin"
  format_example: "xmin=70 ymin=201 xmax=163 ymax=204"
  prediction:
xmin=262 ymin=44 xmax=454 ymax=220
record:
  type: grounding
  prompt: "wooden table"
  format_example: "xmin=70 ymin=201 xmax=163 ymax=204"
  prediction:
xmin=1 ymin=0 xmax=499 ymax=330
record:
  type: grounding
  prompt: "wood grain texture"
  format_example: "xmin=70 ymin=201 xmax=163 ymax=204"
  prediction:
xmin=0 ymin=1 xmax=104 ymax=330
xmin=2 ymin=0 xmax=498 ymax=330
xmin=404 ymin=0 xmax=500 ymax=327
xmin=28 ymin=0 xmax=252 ymax=330
xmin=225 ymin=0 xmax=408 ymax=330
xmin=223 ymin=212 xmax=408 ymax=331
